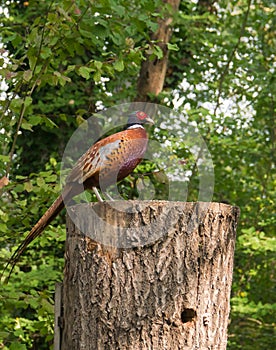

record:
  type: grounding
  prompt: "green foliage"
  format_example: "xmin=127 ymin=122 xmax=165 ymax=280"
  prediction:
xmin=0 ymin=0 xmax=275 ymax=348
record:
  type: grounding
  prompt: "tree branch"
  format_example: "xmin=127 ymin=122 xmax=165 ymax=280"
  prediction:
xmin=135 ymin=0 xmax=180 ymax=102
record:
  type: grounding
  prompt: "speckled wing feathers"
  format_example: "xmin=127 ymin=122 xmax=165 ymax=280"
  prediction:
xmin=66 ymin=128 xmax=148 ymax=189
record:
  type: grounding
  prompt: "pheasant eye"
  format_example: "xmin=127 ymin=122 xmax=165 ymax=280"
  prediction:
xmin=136 ymin=111 xmax=147 ymax=120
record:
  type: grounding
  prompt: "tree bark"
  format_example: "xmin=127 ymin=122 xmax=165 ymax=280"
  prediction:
xmin=135 ymin=0 xmax=180 ymax=102
xmin=60 ymin=201 xmax=239 ymax=350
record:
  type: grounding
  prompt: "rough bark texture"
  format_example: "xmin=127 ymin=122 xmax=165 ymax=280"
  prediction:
xmin=60 ymin=201 xmax=239 ymax=350
xmin=135 ymin=0 xmax=180 ymax=101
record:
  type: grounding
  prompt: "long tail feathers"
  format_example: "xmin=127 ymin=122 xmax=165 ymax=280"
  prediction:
xmin=1 ymin=194 xmax=65 ymax=282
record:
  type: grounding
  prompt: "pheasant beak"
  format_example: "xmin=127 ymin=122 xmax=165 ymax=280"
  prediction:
xmin=145 ymin=116 xmax=155 ymax=125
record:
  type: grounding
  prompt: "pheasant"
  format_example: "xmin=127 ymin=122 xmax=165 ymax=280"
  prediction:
xmin=3 ymin=111 xmax=154 ymax=278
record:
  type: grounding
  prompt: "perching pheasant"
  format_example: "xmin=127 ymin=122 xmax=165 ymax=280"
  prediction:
xmin=3 ymin=111 xmax=154 ymax=278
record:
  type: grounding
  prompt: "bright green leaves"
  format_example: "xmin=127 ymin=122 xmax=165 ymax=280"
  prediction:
xmin=167 ymin=42 xmax=179 ymax=51
xmin=40 ymin=47 xmax=52 ymax=60
xmin=78 ymin=66 xmax=92 ymax=80
xmin=113 ymin=59 xmax=124 ymax=72
xmin=76 ymin=61 xmax=101 ymax=81
xmin=238 ymin=227 xmax=276 ymax=253
xmin=144 ymin=43 xmax=163 ymax=60
xmin=52 ymin=71 xmax=71 ymax=86
xmin=0 ymin=277 xmax=57 ymax=350
xmin=152 ymin=45 xmax=163 ymax=60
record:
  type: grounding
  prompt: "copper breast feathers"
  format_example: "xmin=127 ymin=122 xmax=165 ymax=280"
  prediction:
xmin=66 ymin=127 xmax=148 ymax=190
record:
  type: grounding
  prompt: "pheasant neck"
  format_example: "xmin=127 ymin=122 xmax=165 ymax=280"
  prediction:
xmin=126 ymin=124 xmax=145 ymax=130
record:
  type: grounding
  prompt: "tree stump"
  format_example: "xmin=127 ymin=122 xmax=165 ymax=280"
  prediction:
xmin=59 ymin=201 xmax=239 ymax=350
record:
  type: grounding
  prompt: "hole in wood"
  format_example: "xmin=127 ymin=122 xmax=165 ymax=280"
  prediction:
xmin=181 ymin=308 xmax=197 ymax=323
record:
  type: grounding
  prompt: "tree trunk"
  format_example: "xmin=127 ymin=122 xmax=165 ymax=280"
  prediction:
xmin=59 ymin=201 xmax=239 ymax=350
xmin=135 ymin=0 xmax=180 ymax=102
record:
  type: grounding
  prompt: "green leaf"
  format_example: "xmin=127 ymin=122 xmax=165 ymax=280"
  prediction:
xmin=23 ymin=69 xmax=33 ymax=82
xmin=94 ymin=61 xmax=103 ymax=70
xmin=21 ymin=122 xmax=33 ymax=131
xmin=40 ymin=47 xmax=52 ymax=59
xmin=79 ymin=29 xmax=94 ymax=39
xmin=44 ymin=118 xmax=58 ymax=128
xmin=93 ymin=70 xmax=101 ymax=82
xmin=28 ymin=115 xmax=42 ymax=126
xmin=152 ymin=45 xmax=163 ymax=59
xmin=167 ymin=43 xmax=179 ymax=51
xmin=24 ymin=96 xmax=33 ymax=108
xmin=78 ymin=66 xmax=92 ymax=80
xmin=27 ymin=48 xmax=38 ymax=71
xmin=114 ymin=59 xmax=124 ymax=72
xmin=10 ymin=98 xmax=23 ymax=111
xmin=66 ymin=65 xmax=76 ymax=73
xmin=24 ymin=181 xmax=33 ymax=192
xmin=10 ymin=343 xmax=27 ymax=350
xmin=0 ymin=223 xmax=8 ymax=232
xmin=37 ymin=177 xmax=45 ymax=187
xmin=0 ymin=154 xmax=10 ymax=162
xmin=45 ymin=174 xmax=57 ymax=182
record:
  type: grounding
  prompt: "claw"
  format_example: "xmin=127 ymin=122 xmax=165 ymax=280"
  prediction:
xmin=92 ymin=187 xmax=104 ymax=202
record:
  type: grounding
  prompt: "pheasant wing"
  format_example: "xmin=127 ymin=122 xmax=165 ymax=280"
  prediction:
xmin=66 ymin=138 xmax=122 ymax=185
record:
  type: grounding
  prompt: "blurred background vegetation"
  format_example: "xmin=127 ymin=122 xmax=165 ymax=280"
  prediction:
xmin=0 ymin=0 xmax=275 ymax=349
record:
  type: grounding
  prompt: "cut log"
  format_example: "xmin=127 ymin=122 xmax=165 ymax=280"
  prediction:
xmin=59 ymin=201 xmax=239 ymax=350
